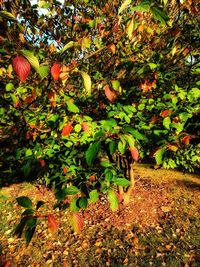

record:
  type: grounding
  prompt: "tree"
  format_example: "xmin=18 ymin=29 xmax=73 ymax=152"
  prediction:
xmin=0 ymin=0 xmax=199 ymax=242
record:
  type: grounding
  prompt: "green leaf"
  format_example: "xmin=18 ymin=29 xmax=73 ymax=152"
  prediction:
xmin=111 ymin=80 xmax=120 ymax=91
xmin=108 ymin=190 xmax=119 ymax=211
xmin=16 ymin=196 xmax=32 ymax=208
xmin=123 ymin=127 xmax=148 ymax=141
xmin=100 ymin=161 xmax=112 ymax=167
xmin=67 ymin=102 xmax=80 ymax=113
xmin=109 ymin=141 xmax=117 ymax=154
xmin=24 ymin=225 xmax=36 ymax=244
xmin=26 ymin=217 xmax=37 ymax=229
xmin=74 ymin=124 xmax=82 ymax=132
xmin=89 ymin=190 xmax=99 ymax=204
xmin=149 ymin=63 xmax=157 ymax=69
xmin=85 ymin=141 xmax=101 ymax=166
xmin=14 ymin=217 xmax=28 ymax=238
xmin=77 ymin=197 xmax=88 ymax=209
xmin=124 ymin=134 xmax=135 ymax=147
xmin=70 ymin=198 xmax=80 ymax=212
xmin=151 ymin=7 xmax=169 ymax=25
xmin=22 ymin=209 xmax=34 ymax=216
xmin=102 ymin=119 xmax=117 ymax=131
xmin=79 ymin=71 xmax=92 ymax=96
xmin=114 ymin=178 xmax=130 ymax=187
xmin=66 ymin=186 xmax=79 ymax=195
xmin=105 ymin=170 xmax=113 ymax=182
xmin=55 ymin=188 xmax=68 ymax=201
xmin=118 ymin=0 xmax=132 ymax=14
xmin=60 ymin=41 xmax=74 ymax=53
xmin=6 ymin=83 xmax=14 ymax=91
xmin=38 ymin=65 xmax=49 ymax=79
xmin=154 ymin=147 xmax=166 ymax=165
xmin=118 ymin=137 xmax=127 ymax=154
xmin=21 ymin=50 xmax=40 ymax=71
xmin=36 ymin=201 xmax=45 ymax=210
xmin=132 ymin=0 xmax=151 ymax=12
xmin=163 ymin=117 xmax=171 ymax=130
xmin=0 ymin=11 xmax=16 ymax=21
xmin=25 ymin=149 xmax=33 ymax=157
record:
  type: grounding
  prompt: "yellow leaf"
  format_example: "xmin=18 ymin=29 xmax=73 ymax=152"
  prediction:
xmin=81 ymin=36 xmax=91 ymax=50
xmin=49 ymin=43 xmax=56 ymax=53
xmin=126 ymin=18 xmax=134 ymax=40
xmin=79 ymin=71 xmax=92 ymax=96
xmin=19 ymin=33 xmax=26 ymax=43
xmin=118 ymin=0 xmax=131 ymax=15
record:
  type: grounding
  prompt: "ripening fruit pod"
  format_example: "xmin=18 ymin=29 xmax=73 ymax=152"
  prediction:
xmin=48 ymin=214 xmax=59 ymax=233
xmin=129 ymin=146 xmax=139 ymax=161
xmin=62 ymin=123 xmax=73 ymax=136
xmin=104 ymin=85 xmax=117 ymax=103
xmin=51 ymin=62 xmax=60 ymax=81
xmin=12 ymin=56 xmax=31 ymax=82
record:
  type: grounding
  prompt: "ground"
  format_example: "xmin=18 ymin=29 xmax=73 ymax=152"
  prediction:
xmin=0 ymin=165 xmax=200 ymax=267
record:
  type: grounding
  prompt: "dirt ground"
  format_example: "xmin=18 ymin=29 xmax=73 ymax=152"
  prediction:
xmin=0 ymin=164 xmax=200 ymax=267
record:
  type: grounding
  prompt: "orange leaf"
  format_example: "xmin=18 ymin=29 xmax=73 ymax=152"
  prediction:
xmin=62 ymin=123 xmax=73 ymax=136
xmin=51 ymin=63 xmax=60 ymax=81
xmin=48 ymin=214 xmax=59 ymax=233
xmin=140 ymin=80 xmax=153 ymax=93
xmin=104 ymin=85 xmax=117 ymax=103
xmin=71 ymin=213 xmax=84 ymax=233
xmin=63 ymin=167 xmax=68 ymax=174
xmin=107 ymin=43 xmax=116 ymax=54
xmin=129 ymin=147 xmax=139 ymax=161
xmin=115 ymin=192 xmax=123 ymax=203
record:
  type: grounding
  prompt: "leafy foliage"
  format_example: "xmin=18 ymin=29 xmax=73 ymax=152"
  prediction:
xmin=0 ymin=0 xmax=199 ymax=243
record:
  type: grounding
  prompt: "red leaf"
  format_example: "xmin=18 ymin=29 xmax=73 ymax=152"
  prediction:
xmin=12 ymin=56 xmax=31 ymax=82
xmin=129 ymin=147 xmax=139 ymax=161
xmin=104 ymin=85 xmax=117 ymax=103
xmin=81 ymin=122 xmax=90 ymax=133
xmin=24 ymin=89 xmax=36 ymax=104
xmin=62 ymin=123 xmax=73 ymax=136
xmin=51 ymin=63 xmax=60 ymax=81
xmin=182 ymin=136 xmax=191 ymax=146
xmin=160 ymin=109 xmax=171 ymax=118
xmin=48 ymin=214 xmax=59 ymax=233
xmin=71 ymin=213 xmax=84 ymax=233
xmin=150 ymin=115 xmax=159 ymax=124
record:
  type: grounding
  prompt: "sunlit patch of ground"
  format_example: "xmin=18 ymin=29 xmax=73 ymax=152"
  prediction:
xmin=0 ymin=164 xmax=199 ymax=266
